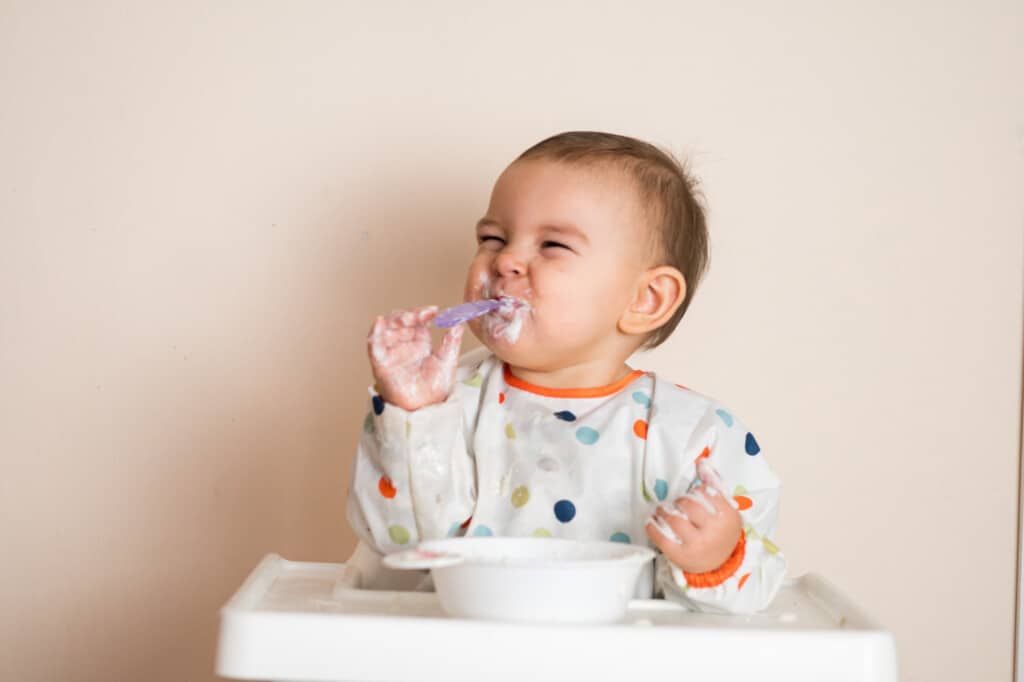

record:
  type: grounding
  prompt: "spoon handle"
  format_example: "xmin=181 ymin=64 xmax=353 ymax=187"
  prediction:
xmin=434 ymin=299 xmax=503 ymax=328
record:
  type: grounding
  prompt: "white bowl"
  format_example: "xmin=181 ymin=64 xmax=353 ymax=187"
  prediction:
xmin=383 ymin=537 xmax=655 ymax=624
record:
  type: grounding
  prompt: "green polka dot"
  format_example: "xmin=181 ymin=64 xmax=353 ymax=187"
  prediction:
xmin=642 ymin=482 xmax=653 ymax=503
xmin=511 ymin=486 xmax=530 ymax=508
xmin=362 ymin=412 xmax=374 ymax=434
xmin=388 ymin=525 xmax=410 ymax=545
xmin=462 ymin=372 xmax=483 ymax=387
xmin=532 ymin=528 xmax=552 ymax=538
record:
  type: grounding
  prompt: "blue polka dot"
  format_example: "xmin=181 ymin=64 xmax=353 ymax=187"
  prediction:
xmin=745 ymin=432 xmax=761 ymax=455
xmin=575 ymin=426 xmax=600 ymax=445
xmin=447 ymin=521 xmax=461 ymax=537
xmin=715 ymin=409 xmax=734 ymax=427
xmin=631 ymin=392 xmax=651 ymax=408
xmin=472 ymin=525 xmax=494 ymax=537
xmin=610 ymin=532 xmax=631 ymax=544
xmin=372 ymin=395 xmax=385 ymax=415
xmin=553 ymin=410 xmax=577 ymax=422
xmin=654 ymin=479 xmax=668 ymax=501
xmin=554 ymin=500 xmax=576 ymax=523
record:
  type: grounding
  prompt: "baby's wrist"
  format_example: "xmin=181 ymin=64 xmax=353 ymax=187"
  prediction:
xmin=679 ymin=533 xmax=746 ymax=588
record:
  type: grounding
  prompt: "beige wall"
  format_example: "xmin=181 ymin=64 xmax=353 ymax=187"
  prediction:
xmin=2 ymin=2 xmax=1021 ymax=681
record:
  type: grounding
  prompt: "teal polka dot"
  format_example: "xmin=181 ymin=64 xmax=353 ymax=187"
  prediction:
xmin=716 ymin=409 xmax=734 ymax=427
xmin=472 ymin=525 xmax=494 ymax=537
xmin=654 ymin=479 xmax=668 ymax=501
xmin=610 ymin=532 xmax=631 ymax=544
xmin=447 ymin=521 xmax=461 ymax=537
xmin=575 ymin=426 xmax=600 ymax=445
xmin=631 ymin=392 xmax=651 ymax=408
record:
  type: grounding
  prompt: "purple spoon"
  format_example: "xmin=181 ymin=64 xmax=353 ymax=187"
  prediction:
xmin=434 ymin=299 xmax=504 ymax=328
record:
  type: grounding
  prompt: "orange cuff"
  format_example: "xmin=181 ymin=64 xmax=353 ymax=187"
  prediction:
xmin=683 ymin=532 xmax=746 ymax=589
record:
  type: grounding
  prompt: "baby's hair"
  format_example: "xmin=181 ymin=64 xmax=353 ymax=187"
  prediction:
xmin=516 ymin=131 xmax=709 ymax=349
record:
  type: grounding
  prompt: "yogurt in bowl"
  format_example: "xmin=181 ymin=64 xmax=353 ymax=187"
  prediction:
xmin=383 ymin=537 xmax=656 ymax=624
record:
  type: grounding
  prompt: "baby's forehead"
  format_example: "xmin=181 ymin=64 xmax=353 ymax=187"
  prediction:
xmin=502 ymin=158 xmax=655 ymax=227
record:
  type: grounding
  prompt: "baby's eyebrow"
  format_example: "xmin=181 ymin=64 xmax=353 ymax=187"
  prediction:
xmin=541 ymin=223 xmax=590 ymax=245
xmin=475 ymin=218 xmax=501 ymax=231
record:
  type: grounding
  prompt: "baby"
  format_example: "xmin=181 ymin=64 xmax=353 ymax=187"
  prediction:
xmin=346 ymin=131 xmax=786 ymax=614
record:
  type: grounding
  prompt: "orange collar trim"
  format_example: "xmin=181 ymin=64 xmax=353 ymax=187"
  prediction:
xmin=502 ymin=363 xmax=646 ymax=399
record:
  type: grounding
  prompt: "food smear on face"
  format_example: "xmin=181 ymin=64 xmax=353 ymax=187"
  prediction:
xmin=478 ymin=277 xmax=532 ymax=344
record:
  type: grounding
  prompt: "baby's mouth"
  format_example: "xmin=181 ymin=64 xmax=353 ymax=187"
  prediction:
xmin=476 ymin=294 xmax=531 ymax=343
xmin=493 ymin=295 xmax=529 ymax=320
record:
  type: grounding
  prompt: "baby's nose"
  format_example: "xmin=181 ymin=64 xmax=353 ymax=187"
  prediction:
xmin=494 ymin=250 xmax=525 ymax=277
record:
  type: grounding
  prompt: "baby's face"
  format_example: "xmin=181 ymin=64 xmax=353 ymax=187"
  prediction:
xmin=464 ymin=159 xmax=652 ymax=371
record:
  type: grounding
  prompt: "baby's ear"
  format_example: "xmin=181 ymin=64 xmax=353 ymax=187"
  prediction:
xmin=618 ymin=266 xmax=686 ymax=336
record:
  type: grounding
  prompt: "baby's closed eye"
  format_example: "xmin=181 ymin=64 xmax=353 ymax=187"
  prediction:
xmin=477 ymin=235 xmax=506 ymax=250
xmin=541 ymin=240 xmax=571 ymax=250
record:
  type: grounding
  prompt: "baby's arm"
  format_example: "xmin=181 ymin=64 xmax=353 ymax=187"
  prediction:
xmin=644 ymin=395 xmax=786 ymax=614
xmin=345 ymin=307 xmax=477 ymax=555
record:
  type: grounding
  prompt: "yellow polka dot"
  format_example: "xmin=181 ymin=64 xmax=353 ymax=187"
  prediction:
xmin=462 ymin=373 xmax=483 ymax=387
xmin=762 ymin=538 xmax=779 ymax=554
xmin=733 ymin=484 xmax=748 ymax=496
xmin=532 ymin=528 xmax=552 ymax=538
xmin=505 ymin=423 xmax=516 ymax=439
xmin=512 ymin=486 xmax=530 ymax=508
xmin=388 ymin=525 xmax=411 ymax=545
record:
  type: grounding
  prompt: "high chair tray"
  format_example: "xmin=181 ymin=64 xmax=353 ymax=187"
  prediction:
xmin=216 ymin=554 xmax=898 ymax=682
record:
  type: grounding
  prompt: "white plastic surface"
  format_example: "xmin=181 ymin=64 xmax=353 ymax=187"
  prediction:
xmin=216 ymin=554 xmax=899 ymax=682
xmin=384 ymin=537 xmax=656 ymax=624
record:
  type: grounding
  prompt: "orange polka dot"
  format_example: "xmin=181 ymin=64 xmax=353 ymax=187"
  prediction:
xmin=696 ymin=446 xmax=710 ymax=462
xmin=734 ymin=495 xmax=753 ymax=511
xmin=738 ymin=572 xmax=751 ymax=590
xmin=460 ymin=516 xmax=473 ymax=529
xmin=633 ymin=419 xmax=648 ymax=439
xmin=499 ymin=392 xmax=506 ymax=404
xmin=378 ymin=476 xmax=397 ymax=499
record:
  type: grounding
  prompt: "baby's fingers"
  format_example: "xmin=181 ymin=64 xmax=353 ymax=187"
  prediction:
xmin=655 ymin=504 xmax=698 ymax=543
xmin=387 ymin=305 xmax=438 ymax=328
xmin=645 ymin=515 xmax=682 ymax=548
xmin=436 ymin=324 xmax=465 ymax=369
xmin=416 ymin=305 xmax=440 ymax=324
xmin=645 ymin=518 xmax=692 ymax=570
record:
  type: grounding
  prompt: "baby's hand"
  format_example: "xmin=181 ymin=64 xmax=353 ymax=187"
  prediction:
xmin=644 ymin=462 xmax=742 ymax=575
xmin=367 ymin=306 xmax=465 ymax=412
